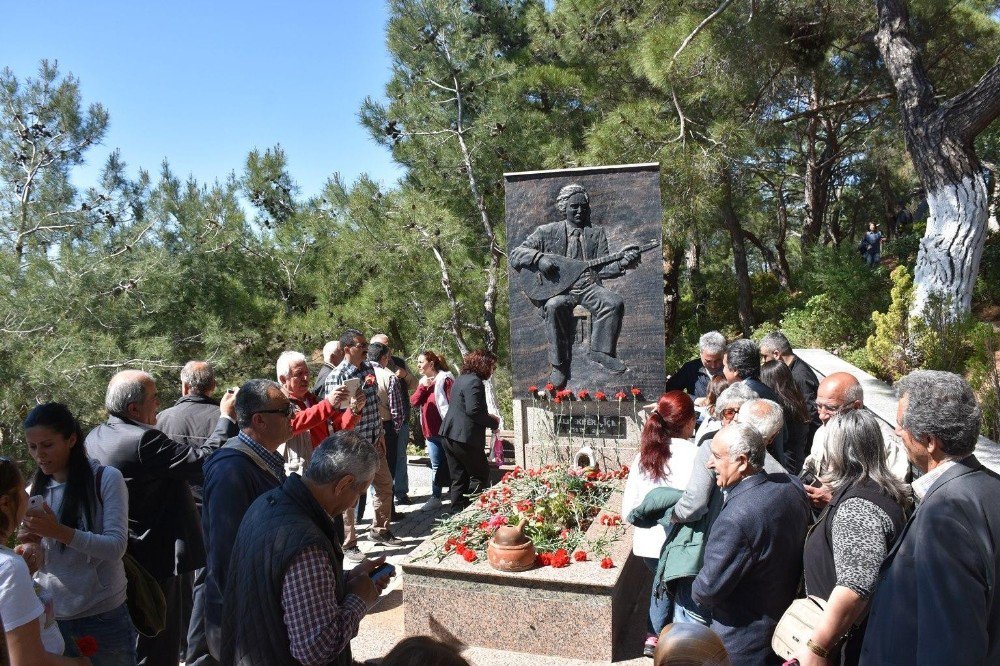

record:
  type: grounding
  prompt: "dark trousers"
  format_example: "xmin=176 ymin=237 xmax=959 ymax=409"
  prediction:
xmin=138 ymin=575 xmax=183 ymax=666
xmin=383 ymin=420 xmax=399 ymax=479
xmin=185 ymin=566 xmax=217 ymax=665
xmin=542 ymin=281 xmax=624 ymax=366
xmin=443 ymin=436 xmax=491 ymax=511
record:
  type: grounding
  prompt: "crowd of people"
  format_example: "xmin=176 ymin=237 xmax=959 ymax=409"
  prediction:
xmin=627 ymin=330 xmax=1000 ymax=665
xmin=0 ymin=328 xmax=503 ymax=666
xmin=2 ymin=325 xmax=999 ymax=665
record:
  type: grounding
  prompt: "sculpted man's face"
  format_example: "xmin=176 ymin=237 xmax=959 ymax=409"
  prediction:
xmin=564 ymin=192 xmax=589 ymax=228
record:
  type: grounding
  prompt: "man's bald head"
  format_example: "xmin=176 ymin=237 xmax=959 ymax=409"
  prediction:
xmin=106 ymin=369 xmax=158 ymax=425
xmin=816 ymin=372 xmax=864 ymax=424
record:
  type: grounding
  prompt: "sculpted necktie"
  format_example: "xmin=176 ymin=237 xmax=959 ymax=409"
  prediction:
xmin=568 ymin=228 xmax=583 ymax=260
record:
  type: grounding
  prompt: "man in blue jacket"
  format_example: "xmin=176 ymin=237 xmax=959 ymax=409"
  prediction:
xmin=692 ymin=423 xmax=810 ymax=664
xmin=860 ymin=370 xmax=1000 ymax=665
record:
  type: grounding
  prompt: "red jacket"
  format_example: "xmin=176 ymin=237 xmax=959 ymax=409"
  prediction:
xmin=410 ymin=378 xmax=453 ymax=439
xmin=290 ymin=392 xmax=360 ymax=446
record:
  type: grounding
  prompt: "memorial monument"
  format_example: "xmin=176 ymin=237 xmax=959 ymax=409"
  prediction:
xmin=504 ymin=163 xmax=666 ymax=469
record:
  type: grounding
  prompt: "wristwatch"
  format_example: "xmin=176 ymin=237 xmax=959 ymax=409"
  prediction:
xmin=806 ymin=638 xmax=830 ymax=659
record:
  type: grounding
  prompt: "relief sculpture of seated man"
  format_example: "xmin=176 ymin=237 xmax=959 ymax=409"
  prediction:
xmin=509 ymin=183 xmax=641 ymax=389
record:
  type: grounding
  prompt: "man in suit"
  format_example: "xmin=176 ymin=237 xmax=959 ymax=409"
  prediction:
xmin=86 ymin=369 xmax=234 ymax=666
xmin=509 ymin=183 xmax=640 ymax=388
xmin=691 ymin=423 xmax=810 ymax=664
xmin=439 ymin=349 xmax=501 ymax=511
xmin=860 ymin=370 xmax=1000 ymax=665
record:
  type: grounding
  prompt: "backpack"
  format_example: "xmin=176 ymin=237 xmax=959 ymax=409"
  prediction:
xmin=95 ymin=467 xmax=167 ymax=637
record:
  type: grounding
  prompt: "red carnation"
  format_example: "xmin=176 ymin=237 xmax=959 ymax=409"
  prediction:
xmin=545 ymin=382 xmax=556 ymax=392
xmin=554 ymin=397 xmax=562 ymax=404
xmin=577 ymin=390 xmax=590 ymax=400
xmin=600 ymin=557 xmax=614 ymax=569
xmin=76 ymin=635 xmax=99 ymax=657
xmin=536 ymin=552 xmax=552 ymax=566
xmin=630 ymin=387 xmax=641 ymax=396
xmin=528 ymin=385 xmax=538 ymax=393
xmin=550 ymin=550 xmax=571 ymax=568
xmin=463 ymin=549 xmax=477 ymax=562
xmin=594 ymin=391 xmax=607 ymax=401
xmin=364 ymin=374 xmax=377 ymax=387
xmin=614 ymin=391 xmax=628 ymax=401
xmin=573 ymin=550 xmax=588 ymax=562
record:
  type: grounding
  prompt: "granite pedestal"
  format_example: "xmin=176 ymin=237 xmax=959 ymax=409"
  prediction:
xmin=512 ymin=398 xmax=643 ymax=471
xmin=402 ymin=490 xmax=649 ymax=662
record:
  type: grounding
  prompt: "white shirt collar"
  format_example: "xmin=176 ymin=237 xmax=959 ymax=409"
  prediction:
xmin=912 ymin=458 xmax=959 ymax=502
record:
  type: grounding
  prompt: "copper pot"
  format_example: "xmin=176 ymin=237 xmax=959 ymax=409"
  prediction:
xmin=486 ymin=518 xmax=536 ymax=572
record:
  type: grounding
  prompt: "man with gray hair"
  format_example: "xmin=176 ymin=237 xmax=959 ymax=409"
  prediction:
xmin=313 ymin=340 xmax=344 ymax=399
xmin=759 ymin=330 xmax=820 ymax=430
xmin=222 ymin=430 xmax=392 ymax=665
xmin=723 ymin=338 xmax=789 ymax=466
xmin=666 ymin=331 xmax=727 ymax=401
xmin=86 ymin=369 xmax=233 ymax=666
xmin=861 ymin=370 xmax=1000 ymax=665
xmin=692 ymin=423 xmax=810 ymax=663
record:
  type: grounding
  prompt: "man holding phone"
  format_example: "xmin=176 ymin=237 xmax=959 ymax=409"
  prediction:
xmin=221 ymin=430 xmax=393 ymax=665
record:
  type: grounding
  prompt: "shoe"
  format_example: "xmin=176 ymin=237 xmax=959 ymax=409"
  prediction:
xmin=643 ymin=636 xmax=657 ymax=658
xmin=422 ymin=497 xmax=443 ymax=511
xmin=344 ymin=546 xmax=364 ymax=562
xmin=395 ymin=494 xmax=412 ymax=505
xmin=391 ymin=508 xmax=402 ymax=520
xmin=369 ymin=530 xmax=403 ymax=546
xmin=548 ymin=364 xmax=569 ymax=389
xmin=588 ymin=350 xmax=626 ymax=373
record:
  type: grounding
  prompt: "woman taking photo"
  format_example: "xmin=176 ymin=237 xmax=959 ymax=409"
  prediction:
xmin=760 ymin=359 xmax=812 ymax=474
xmin=1 ymin=457 xmax=89 ymax=665
xmin=622 ymin=390 xmax=698 ymax=657
xmin=411 ymin=350 xmax=455 ymax=511
xmin=19 ymin=403 xmax=136 ymax=664
xmin=797 ymin=409 xmax=909 ymax=665
xmin=438 ymin=349 xmax=501 ymax=512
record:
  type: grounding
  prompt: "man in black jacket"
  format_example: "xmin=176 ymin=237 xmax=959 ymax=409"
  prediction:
xmin=86 ymin=369 xmax=232 ymax=666
xmin=759 ymin=331 xmax=820 ymax=430
xmin=156 ymin=360 xmax=238 ymax=666
xmin=723 ymin=339 xmax=789 ymax=469
xmin=861 ymin=370 xmax=1000 ymax=665
xmin=665 ymin=330 xmax=726 ymax=400
xmin=692 ymin=424 xmax=810 ymax=664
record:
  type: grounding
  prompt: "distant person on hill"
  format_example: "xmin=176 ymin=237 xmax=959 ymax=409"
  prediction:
xmin=859 ymin=223 xmax=884 ymax=267
xmin=666 ymin=331 xmax=727 ymax=402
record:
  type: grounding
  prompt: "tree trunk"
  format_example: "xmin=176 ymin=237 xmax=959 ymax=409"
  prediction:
xmin=686 ymin=229 xmax=706 ymax=324
xmin=875 ymin=0 xmax=1000 ymax=319
xmin=720 ymin=167 xmax=755 ymax=337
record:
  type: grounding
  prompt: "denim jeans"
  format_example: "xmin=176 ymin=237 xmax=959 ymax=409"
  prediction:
xmin=672 ymin=577 xmax=711 ymax=626
xmin=394 ymin=422 xmax=410 ymax=498
xmin=426 ymin=436 xmax=446 ymax=499
xmin=643 ymin=557 xmax=674 ymax=637
xmin=59 ymin=602 xmax=137 ymax=666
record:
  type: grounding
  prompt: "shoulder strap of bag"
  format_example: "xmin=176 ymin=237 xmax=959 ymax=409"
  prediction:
xmin=227 ymin=439 xmax=282 ymax=482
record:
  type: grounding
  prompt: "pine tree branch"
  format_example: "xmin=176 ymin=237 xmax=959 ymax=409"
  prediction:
xmin=670 ymin=0 xmax=737 ymax=69
xmin=778 ymin=93 xmax=894 ymax=124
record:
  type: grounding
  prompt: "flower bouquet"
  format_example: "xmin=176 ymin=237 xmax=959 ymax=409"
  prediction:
xmin=424 ymin=464 xmax=629 ymax=568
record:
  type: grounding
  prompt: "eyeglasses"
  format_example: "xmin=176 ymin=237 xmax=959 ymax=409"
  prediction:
xmin=253 ymin=403 xmax=294 ymax=418
xmin=720 ymin=408 xmax=738 ymax=419
xmin=816 ymin=402 xmax=845 ymax=414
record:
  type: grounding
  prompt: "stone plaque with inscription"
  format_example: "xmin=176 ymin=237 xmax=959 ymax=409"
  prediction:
xmin=505 ymin=163 xmax=666 ymax=400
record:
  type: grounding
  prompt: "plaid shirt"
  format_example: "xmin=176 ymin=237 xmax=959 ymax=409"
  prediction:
xmin=281 ymin=545 xmax=367 ymax=665
xmin=326 ymin=359 xmax=383 ymax=444
xmin=237 ymin=431 xmax=286 ymax=482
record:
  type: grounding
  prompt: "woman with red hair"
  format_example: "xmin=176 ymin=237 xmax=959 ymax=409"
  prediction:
xmin=622 ymin=390 xmax=698 ymax=657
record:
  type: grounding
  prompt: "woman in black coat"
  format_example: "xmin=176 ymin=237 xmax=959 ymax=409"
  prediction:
xmin=438 ymin=349 xmax=500 ymax=511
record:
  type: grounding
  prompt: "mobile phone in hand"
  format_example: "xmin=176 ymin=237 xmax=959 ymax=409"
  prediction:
xmin=26 ymin=496 xmax=46 ymax=516
xmin=799 ymin=470 xmax=823 ymax=488
xmin=369 ymin=563 xmax=395 ymax=584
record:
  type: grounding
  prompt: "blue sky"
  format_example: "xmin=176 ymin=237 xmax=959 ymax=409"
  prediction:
xmin=1 ymin=1 xmax=403 ymax=199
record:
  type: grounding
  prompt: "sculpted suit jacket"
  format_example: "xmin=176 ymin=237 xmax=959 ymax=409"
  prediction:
xmin=86 ymin=414 xmax=231 ymax=580
xmin=861 ymin=455 xmax=1000 ymax=665
xmin=509 ymin=221 xmax=626 ymax=287
xmin=692 ymin=472 xmax=811 ymax=664
xmin=438 ymin=373 xmax=498 ymax=447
